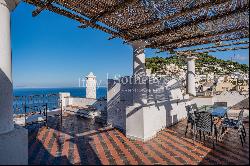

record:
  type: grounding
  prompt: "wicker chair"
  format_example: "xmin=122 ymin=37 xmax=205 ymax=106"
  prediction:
xmin=194 ymin=111 xmax=217 ymax=147
xmin=24 ymin=103 xmax=48 ymax=127
xmin=221 ymin=110 xmax=246 ymax=146
xmin=185 ymin=105 xmax=196 ymax=136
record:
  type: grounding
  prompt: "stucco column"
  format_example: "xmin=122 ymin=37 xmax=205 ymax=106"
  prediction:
xmin=131 ymin=40 xmax=148 ymax=105
xmin=186 ymin=56 xmax=197 ymax=96
xmin=0 ymin=0 xmax=19 ymax=134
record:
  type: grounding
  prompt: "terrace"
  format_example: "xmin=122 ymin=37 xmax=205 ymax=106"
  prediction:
xmin=0 ymin=0 xmax=249 ymax=164
xmin=28 ymin=113 xmax=249 ymax=165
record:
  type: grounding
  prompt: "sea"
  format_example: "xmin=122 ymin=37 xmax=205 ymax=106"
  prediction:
xmin=13 ymin=87 xmax=107 ymax=114
xmin=13 ymin=87 xmax=107 ymax=98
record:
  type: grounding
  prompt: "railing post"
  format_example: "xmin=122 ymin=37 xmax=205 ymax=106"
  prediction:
xmin=45 ymin=103 xmax=48 ymax=128
xmin=60 ymin=99 xmax=63 ymax=126
xmin=24 ymin=105 xmax=27 ymax=127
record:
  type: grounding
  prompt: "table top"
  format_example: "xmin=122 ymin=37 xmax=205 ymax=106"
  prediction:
xmin=207 ymin=106 xmax=228 ymax=118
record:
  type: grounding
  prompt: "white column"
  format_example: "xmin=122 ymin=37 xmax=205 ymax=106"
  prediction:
xmin=86 ymin=72 xmax=97 ymax=99
xmin=0 ymin=0 xmax=19 ymax=134
xmin=59 ymin=92 xmax=71 ymax=108
xmin=186 ymin=56 xmax=197 ymax=96
xmin=131 ymin=40 xmax=148 ymax=105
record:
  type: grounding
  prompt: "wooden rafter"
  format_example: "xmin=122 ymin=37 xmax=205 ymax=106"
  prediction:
xmin=201 ymin=45 xmax=249 ymax=53
xmin=182 ymin=40 xmax=249 ymax=52
xmin=24 ymin=0 xmax=128 ymax=40
xmin=90 ymin=0 xmax=139 ymax=23
xmin=148 ymin=11 xmax=249 ymax=48
xmin=158 ymin=29 xmax=249 ymax=50
xmin=121 ymin=0 xmax=231 ymax=36
xmin=32 ymin=0 xmax=54 ymax=17
xmin=153 ymin=27 xmax=249 ymax=49
xmin=53 ymin=0 xmax=129 ymax=36
xmin=24 ymin=0 xmax=249 ymax=51
xmin=130 ymin=2 xmax=249 ymax=42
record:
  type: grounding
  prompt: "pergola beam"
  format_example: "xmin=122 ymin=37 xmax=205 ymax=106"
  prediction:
xmin=24 ymin=0 xmax=249 ymax=50
xmin=122 ymin=0 xmax=230 ymax=35
xmin=24 ymin=0 xmax=128 ymax=40
xmin=149 ymin=22 xmax=249 ymax=49
xmin=90 ymin=0 xmax=139 ymax=23
xmin=158 ymin=29 xmax=249 ymax=50
xmin=201 ymin=45 xmax=249 ymax=53
xmin=32 ymin=0 xmax=54 ymax=17
xmin=182 ymin=40 xmax=249 ymax=52
xmin=129 ymin=1 xmax=249 ymax=42
xmin=148 ymin=8 xmax=249 ymax=48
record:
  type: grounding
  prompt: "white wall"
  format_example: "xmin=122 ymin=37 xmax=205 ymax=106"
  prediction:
xmin=126 ymin=105 xmax=144 ymax=140
xmin=192 ymin=91 xmax=249 ymax=108
xmin=59 ymin=92 xmax=70 ymax=108
xmin=70 ymin=97 xmax=97 ymax=107
xmin=0 ymin=126 xmax=28 ymax=165
xmin=108 ymin=77 xmax=189 ymax=141
xmin=213 ymin=91 xmax=249 ymax=107
xmin=107 ymin=78 xmax=133 ymax=130
xmin=192 ymin=97 xmax=213 ymax=107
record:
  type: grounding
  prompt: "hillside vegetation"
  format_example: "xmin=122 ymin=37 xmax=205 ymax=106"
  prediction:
xmin=146 ymin=53 xmax=249 ymax=74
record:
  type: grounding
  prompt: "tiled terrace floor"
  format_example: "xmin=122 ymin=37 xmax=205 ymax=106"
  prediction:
xmin=28 ymin=114 xmax=249 ymax=165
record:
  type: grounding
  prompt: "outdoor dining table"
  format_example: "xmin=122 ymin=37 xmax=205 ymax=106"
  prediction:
xmin=206 ymin=106 xmax=229 ymax=118
xmin=205 ymin=106 xmax=229 ymax=141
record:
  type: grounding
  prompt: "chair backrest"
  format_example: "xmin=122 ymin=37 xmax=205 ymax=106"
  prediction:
xmin=191 ymin=103 xmax=199 ymax=112
xmin=194 ymin=111 xmax=213 ymax=132
xmin=214 ymin=102 xmax=227 ymax=107
xmin=238 ymin=109 xmax=244 ymax=123
xmin=186 ymin=105 xmax=195 ymax=123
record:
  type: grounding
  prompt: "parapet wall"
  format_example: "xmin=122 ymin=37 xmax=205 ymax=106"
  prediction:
xmin=107 ymin=76 xmax=190 ymax=141
xmin=60 ymin=93 xmax=107 ymax=112
xmin=192 ymin=91 xmax=249 ymax=108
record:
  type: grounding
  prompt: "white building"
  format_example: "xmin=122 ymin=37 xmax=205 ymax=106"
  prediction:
xmin=107 ymin=43 xmax=196 ymax=141
xmin=86 ymin=72 xmax=97 ymax=99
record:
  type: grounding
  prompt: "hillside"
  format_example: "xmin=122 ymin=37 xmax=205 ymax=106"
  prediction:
xmin=146 ymin=53 xmax=249 ymax=74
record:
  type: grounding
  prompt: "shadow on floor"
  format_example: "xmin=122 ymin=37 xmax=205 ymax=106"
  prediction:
xmin=27 ymin=114 xmax=249 ymax=165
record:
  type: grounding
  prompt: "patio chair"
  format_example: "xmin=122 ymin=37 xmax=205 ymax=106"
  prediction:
xmin=221 ymin=109 xmax=246 ymax=146
xmin=185 ymin=105 xmax=196 ymax=136
xmin=191 ymin=103 xmax=199 ymax=112
xmin=194 ymin=111 xmax=217 ymax=147
xmin=24 ymin=103 xmax=48 ymax=127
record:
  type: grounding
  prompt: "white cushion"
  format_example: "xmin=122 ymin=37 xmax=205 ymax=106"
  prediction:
xmin=47 ymin=108 xmax=61 ymax=116
xmin=26 ymin=114 xmax=46 ymax=123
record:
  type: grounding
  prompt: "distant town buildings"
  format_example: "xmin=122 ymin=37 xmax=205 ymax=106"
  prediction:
xmin=147 ymin=62 xmax=249 ymax=97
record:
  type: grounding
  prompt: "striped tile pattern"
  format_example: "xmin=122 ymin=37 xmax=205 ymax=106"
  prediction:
xmin=28 ymin=114 xmax=249 ymax=165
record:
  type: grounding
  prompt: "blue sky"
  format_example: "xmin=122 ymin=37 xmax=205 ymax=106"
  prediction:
xmin=11 ymin=2 xmax=249 ymax=88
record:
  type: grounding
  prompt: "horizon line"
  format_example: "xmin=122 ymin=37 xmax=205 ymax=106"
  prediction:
xmin=13 ymin=86 xmax=108 ymax=89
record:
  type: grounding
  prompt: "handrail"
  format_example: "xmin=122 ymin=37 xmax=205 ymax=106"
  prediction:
xmin=14 ymin=93 xmax=62 ymax=127
xmin=13 ymin=93 xmax=60 ymax=114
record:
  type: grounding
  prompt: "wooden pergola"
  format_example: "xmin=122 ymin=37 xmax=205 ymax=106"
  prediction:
xmin=24 ymin=0 xmax=249 ymax=52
